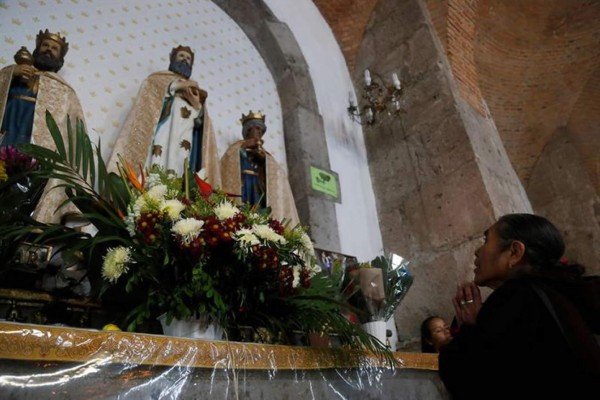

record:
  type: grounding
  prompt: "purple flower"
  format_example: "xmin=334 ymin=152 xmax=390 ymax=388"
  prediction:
xmin=0 ymin=145 xmax=38 ymax=176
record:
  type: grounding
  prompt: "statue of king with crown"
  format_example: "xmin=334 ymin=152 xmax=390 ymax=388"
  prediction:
xmin=107 ymin=45 xmax=221 ymax=186
xmin=220 ymin=110 xmax=300 ymax=226
xmin=0 ymin=29 xmax=86 ymax=224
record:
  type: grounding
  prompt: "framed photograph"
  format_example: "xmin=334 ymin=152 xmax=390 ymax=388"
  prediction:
xmin=314 ymin=248 xmax=358 ymax=275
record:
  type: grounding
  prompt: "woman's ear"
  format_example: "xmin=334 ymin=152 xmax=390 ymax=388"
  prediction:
xmin=508 ymin=240 xmax=526 ymax=266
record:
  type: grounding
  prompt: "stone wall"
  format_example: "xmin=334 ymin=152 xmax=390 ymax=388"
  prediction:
xmin=354 ymin=0 xmax=532 ymax=342
xmin=528 ymin=129 xmax=600 ymax=272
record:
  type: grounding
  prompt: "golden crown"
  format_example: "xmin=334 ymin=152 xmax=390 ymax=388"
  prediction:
xmin=240 ymin=110 xmax=266 ymax=125
xmin=170 ymin=45 xmax=195 ymax=64
xmin=36 ymin=29 xmax=69 ymax=57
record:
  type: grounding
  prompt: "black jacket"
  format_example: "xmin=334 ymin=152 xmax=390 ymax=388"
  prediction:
xmin=439 ymin=275 xmax=600 ymax=400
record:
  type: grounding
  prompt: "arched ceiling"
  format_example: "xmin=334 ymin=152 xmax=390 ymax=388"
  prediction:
xmin=313 ymin=0 xmax=600 ymax=193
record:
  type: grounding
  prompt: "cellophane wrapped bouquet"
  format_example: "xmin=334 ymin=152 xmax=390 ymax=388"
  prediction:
xmin=345 ymin=253 xmax=413 ymax=323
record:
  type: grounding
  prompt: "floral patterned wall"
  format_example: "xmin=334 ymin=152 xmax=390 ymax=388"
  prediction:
xmin=0 ymin=0 xmax=287 ymax=168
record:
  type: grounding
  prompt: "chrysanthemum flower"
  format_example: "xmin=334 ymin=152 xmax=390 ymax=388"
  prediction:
xmin=234 ymin=228 xmax=260 ymax=248
xmin=102 ymin=246 xmax=133 ymax=283
xmin=162 ymin=199 xmax=185 ymax=220
xmin=172 ymin=218 xmax=204 ymax=244
xmin=146 ymin=184 xmax=168 ymax=201
xmin=253 ymin=224 xmax=287 ymax=244
xmin=214 ymin=202 xmax=239 ymax=220
xmin=133 ymin=191 xmax=164 ymax=215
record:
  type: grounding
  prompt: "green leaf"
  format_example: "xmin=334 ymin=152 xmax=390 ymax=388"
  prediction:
xmin=45 ymin=110 xmax=67 ymax=158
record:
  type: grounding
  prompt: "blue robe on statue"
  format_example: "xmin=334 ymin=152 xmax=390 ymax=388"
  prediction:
xmin=1 ymin=82 xmax=36 ymax=146
xmin=240 ymin=148 xmax=266 ymax=209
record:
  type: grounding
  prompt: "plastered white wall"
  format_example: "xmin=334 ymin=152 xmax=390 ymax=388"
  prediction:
xmin=1 ymin=0 xmax=384 ymax=263
xmin=264 ymin=1 xmax=383 ymax=262
xmin=0 ymin=0 xmax=286 ymax=168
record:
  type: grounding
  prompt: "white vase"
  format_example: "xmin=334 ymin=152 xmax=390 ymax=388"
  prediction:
xmin=158 ymin=314 xmax=224 ymax=340
xmin=361 ymin=320 xmax=387 ymax=344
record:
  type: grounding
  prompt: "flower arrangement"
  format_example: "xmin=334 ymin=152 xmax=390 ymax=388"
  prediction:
xmin=100 ymin=162 xmax=320 ymax=333
xmin=0 ymin=145 xmax=44 ymax=229
xmin=0 ymin=111 xmax=397 ymax=362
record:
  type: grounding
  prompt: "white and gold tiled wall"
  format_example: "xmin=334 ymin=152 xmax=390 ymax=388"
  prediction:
xmin=0 ymin=0 xmax=287 ymax=168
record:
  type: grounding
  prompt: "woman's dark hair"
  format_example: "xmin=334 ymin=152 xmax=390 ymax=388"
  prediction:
xmin=420 ymin=316 xmax=439 ymax=353
xmin=496 ymin=213 xmax=584 ymax=276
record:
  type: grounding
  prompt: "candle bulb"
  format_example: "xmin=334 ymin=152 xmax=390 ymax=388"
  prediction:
xmin=364 ymin=69 xmax=372 ymax=86
xmin=392 ymin=73 xmax=401 ymax=90
xmin=366 ymin=107 xmax=374 ymax=123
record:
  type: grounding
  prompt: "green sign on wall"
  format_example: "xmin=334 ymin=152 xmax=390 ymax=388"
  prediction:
xmin=310 ymin=166 xmax=339 ymax=200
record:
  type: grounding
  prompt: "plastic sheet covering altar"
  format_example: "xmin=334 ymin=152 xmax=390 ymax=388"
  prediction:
xmin=0 ymin=322 xmax=449 ymax=399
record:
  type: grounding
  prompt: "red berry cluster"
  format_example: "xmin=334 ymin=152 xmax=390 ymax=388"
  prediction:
xmin=137 ymin=210 xmax=163 ymax=244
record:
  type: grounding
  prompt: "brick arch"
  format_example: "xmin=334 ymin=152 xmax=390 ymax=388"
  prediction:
xmin=313 ymin=0 xmax=378 ymax=72
xmin=473 ymin=0 xmax=600 ymax=188
xmin=316 ymin=0 xmax=600 ymax=191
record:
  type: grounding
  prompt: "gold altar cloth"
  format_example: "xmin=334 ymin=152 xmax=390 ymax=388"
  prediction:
xmin=0 ymin=322 xmax=448 ymax=399
xmin=0 ymin=321 xmax=438 ymax=370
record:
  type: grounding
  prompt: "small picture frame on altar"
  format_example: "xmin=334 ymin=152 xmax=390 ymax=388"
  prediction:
xmin=15 ymin=242 xmax=53 ymax=270
xmin=314 ymin=248 xmax=358 ymax=275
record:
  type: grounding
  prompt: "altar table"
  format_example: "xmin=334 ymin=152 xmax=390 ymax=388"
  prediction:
xmin=0 ymin=321 xmax=449 ymax=399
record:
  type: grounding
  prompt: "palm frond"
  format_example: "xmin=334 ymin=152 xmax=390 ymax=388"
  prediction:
xmin=1 ymin=111 xmax=130 ymax=298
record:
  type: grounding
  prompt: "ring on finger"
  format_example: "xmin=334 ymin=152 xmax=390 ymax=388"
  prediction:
xmin=465 ymin=299 xmax=474 ymax=304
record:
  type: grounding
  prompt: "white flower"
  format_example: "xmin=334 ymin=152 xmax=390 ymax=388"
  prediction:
xmin=299 ymin=232 xmax=315 ymax=257
xmin=146 ymin=173 xmax=161 ymax=187
xmin=132 ymin=195 xmax=146 ymax=215
xmin=253 ymin=224 xmax=287 ymax=244
xmin=162 ymin=199 xmax=185 ymax=220
xmin=124 ymin=214 xmax=137 ymax=237
xmin=214 ymin=201 xmax=239 ymax=220
xmin=309 ymin=262 xmax=322 ymax=277
xmin=102 ymin=247 xmax=133 ymax=283
xmin=171 ymin=218 xmax=204 ymax=244
xmin=146 ymin=184 xmax=168 ymax=201
xmin=234 ymin=228 xmax=260 ymax=248
xmin=292 ymin=265 xmax=302 ymax=288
